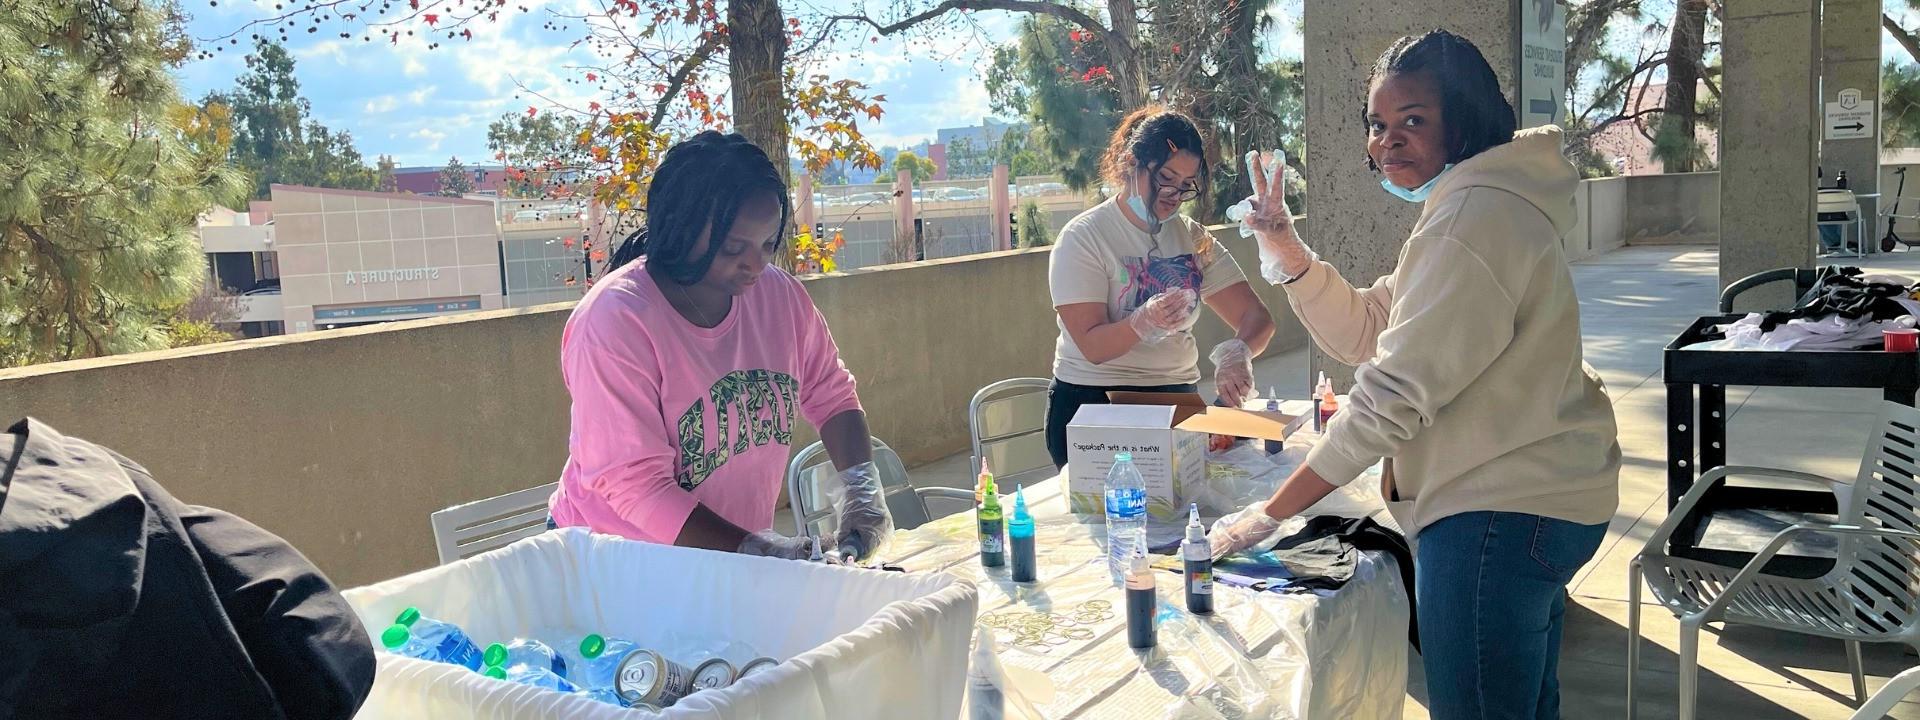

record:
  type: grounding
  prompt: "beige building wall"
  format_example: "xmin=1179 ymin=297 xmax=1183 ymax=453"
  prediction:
xmin=269 ymin=185 xmax=504 ymax=333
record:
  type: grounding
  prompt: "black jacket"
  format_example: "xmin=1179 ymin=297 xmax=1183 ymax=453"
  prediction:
xmin=0 ymin=418 xmax=376 ymax=720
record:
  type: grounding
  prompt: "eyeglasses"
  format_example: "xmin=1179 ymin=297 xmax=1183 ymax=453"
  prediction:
xmin=1155 ymin=181 xmax=1201 ymax=202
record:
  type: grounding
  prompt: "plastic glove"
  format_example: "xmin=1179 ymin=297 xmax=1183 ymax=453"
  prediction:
xmin=1210 ymin=338 xmax=1254 ymax=408
xmin=1209 ymin=501 xmax=1285 ymax=561
xmin=1231 ymin=150 xmax=1318 ymax=285
xmin=1126 ymin=287 xmax=1198 ymax=343
xmin=827 ymin=462 xmax=894 ymax=562
xmin=737 ymin=529 xmax=814 ymax=560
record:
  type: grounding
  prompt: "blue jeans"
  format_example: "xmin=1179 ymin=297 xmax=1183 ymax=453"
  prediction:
xmin=1415 ymin=511 xmax=1606 ymax=720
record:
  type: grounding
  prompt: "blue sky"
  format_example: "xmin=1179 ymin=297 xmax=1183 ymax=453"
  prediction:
xmin=173 ymin=1 xmax=1306 ymax=168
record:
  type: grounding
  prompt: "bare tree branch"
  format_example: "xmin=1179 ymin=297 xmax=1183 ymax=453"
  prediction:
xmin=1889 ymin=13 xmax=1920 ymax=65
xmin=651 ymin=32 xmax=725 ymax=130
xmin=816 ymin=0 xmax=1124 ymax=53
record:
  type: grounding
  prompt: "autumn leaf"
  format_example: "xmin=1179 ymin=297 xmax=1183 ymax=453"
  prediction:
xmin=586 ymin=72 xmax=597 ymax=81
xmin=424 ymin=13 xmax=439 ymax=25
xmin=526 ymin=106 xmax=538 ymax=117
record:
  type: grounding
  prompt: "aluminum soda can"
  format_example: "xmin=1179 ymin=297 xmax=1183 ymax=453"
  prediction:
xmin=615 ymin=649 xmax=694 ymax=708
xmin=738 ymin=656 xmax=779 ymax=678
xmin=690 ymin=657 xmax=737 ymax=692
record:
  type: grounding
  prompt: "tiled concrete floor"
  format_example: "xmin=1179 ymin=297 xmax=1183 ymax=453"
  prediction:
xmin=907 ymin=244 xmax=1920 ymax=719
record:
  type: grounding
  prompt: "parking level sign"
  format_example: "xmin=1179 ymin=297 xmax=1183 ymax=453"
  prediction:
xmin=1826 ymin=88 xmax=1874 ymax=141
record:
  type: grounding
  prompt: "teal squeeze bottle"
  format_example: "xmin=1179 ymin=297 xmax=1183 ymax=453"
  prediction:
xmin=1009 ymin=485 xmax=1037 ymax=583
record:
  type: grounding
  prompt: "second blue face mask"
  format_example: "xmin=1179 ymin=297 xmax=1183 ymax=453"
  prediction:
xmin=1380 ymin=163 xmax=1455 ymax=202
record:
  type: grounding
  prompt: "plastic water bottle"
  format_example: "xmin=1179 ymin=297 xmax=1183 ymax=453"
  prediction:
xmin=571 ymin=633 xmax=637 ymax=691
xmin=381 ymin=607 xmax=484 ymax=670
xmin=1104 ymin=452 xmax=1148 ymax=585
xmin=485 ymin=639 xmax=567 ymax=677
xmin=485 ymin=663 xmax=579 ymax=692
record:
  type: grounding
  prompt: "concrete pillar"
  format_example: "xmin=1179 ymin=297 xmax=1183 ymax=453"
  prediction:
xmin=1819 ymin=0 xmax=1880 ymax=253
xmin=796 ymin=173 xmax=815 ymax=236
xmin=894 ymin=169 xmax=916 ymax=262
xmin=1720 ymin=0 xmax=1820 ymax=309
xmin=990 ymin=164 xmax=1012 ymax=250
xmin=1301 ymin=2 xmax=1517 ymax=389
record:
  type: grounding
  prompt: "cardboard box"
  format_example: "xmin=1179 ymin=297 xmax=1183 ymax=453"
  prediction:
xmin=1066 ymin=392 xmax=1297 ymax=520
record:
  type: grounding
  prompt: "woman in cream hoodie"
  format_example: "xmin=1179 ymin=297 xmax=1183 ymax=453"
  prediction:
xmin=1212 ymin=30 xmax=1621 ymax=719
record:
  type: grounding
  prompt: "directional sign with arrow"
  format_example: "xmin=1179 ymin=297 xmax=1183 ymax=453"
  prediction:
xmin=1826 ymin=88 xmax=1874 ymax=141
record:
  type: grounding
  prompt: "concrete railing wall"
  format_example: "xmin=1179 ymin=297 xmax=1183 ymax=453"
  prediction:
xmin=0 ymin=228 xmax=1305 ymax=587
xmin=1566 ymin=172 xmax=1721 ymax=260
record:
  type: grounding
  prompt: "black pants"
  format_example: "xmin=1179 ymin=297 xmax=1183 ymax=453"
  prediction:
xmin=1045 ymin=378 xmax=1199 ymax=469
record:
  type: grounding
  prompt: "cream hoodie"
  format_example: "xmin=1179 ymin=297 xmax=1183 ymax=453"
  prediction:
xmin=1287 ymin=125 xmax=1621 ymax=535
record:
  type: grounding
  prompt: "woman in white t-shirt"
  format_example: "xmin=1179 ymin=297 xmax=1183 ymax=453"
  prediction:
xmin=1045 ymin=106 xmax=1277 ymax=468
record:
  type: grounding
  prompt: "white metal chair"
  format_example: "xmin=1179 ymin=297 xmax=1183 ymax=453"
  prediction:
xmin=429 ymin=482 xmax=557 ymax=565
xmin=969 ymin=378 xmax=1054 ymax=487
xmin=1629 ymin=401 xmax=1920 ymax=720
xmin=1851 ymin=665 xmax=1920 ymax=719
xmin=786 ymin=437 xmax=972 ymax=539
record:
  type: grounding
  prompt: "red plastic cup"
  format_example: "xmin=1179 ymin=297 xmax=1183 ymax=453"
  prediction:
xmin=1887 ymin=328 xmax=1920 ymax=353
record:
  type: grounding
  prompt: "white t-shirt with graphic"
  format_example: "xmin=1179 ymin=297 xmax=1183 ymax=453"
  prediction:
xmin=1049 ymin=198 xmax=1248 ymax=386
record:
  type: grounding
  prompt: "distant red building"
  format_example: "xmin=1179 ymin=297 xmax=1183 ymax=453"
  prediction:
xmin=390 ymin=165 xmax=510 ymax=196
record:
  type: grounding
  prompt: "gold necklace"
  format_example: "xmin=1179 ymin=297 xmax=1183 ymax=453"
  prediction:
xmin=672 ymin=282 xmax=719 ymax=327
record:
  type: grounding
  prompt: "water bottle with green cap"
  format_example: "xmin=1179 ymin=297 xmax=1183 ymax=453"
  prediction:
xmin=571 ymin=633 xmax=638 ymax=692
xmin=379 ymin=609 xmax=484 ymax=670
xmin=484 ymin=639 xmax=567 ymax=677
xmin=485 ymin=662 xmax=579 ymax=692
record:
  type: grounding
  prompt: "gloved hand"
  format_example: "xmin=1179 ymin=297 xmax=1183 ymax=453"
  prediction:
xmin=1209 ymin=501 xmax=1286 ymax=561
xmin=1210 ymin=338 xmax=1254 ymax=408
xmin=1227 ymin=150 xmax=1317 ymax=285
xmin=737 ymin=529 xmax=814 ymax=560
xmin=1126 ymin=287 xmax=1198 ymax=343
xmin=827 ymin=462 xmax=894 ymax=562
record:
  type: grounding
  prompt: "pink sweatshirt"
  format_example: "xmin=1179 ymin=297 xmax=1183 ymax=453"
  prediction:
xmin=547 ymin=258 xmax=862 ymax=543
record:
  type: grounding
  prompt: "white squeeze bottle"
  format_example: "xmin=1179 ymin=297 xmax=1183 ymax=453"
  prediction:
xmin=1104 ymin=452 xmax=1148 ymax=585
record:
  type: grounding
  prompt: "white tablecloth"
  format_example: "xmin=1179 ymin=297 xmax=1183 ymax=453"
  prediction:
xmin=880 ymin=470 xmax=1409 ymax=720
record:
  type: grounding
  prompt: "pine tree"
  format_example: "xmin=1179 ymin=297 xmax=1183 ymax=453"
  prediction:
xmin=207 ymin=39 xmax=377 ymax=198
xmin=0 ymin=0 xmax=248 ymax=366
xmin=438 ymin=156 xmax=475 ymax=196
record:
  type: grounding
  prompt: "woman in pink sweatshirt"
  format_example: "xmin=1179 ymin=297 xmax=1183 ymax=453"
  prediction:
xmin=546 ymin=132 xmax=890 ymax=562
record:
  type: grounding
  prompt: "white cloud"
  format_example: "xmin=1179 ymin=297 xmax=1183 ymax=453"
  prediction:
xmin=410 ymin=127 xmax=448 ymax=152
xmin=408 ymin=86 xmax=438 ymax=105
xmin=403 ymin=56 xmax=428 ymax=77
xmin=364 ymin=95 xmax=401 ymax=113
xmin=293 ymin=39 xmax=349 ymax=64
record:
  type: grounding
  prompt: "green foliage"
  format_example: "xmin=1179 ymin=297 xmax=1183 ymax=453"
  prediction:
xmin=376 ymin=154 xmax=398 ymax=193
xmin=165 ymin=318 xmax=235 ymax=348
xmin=438 ymin=156 xmax=475 ymax=196
xmin=0 ymin=0 xmax=248 ymax=365
xmin=996 ymin=15 xmax=1122 ymax=192
xmin=996 ymin=129 xmax=1050 ymax=178
xmin=1886 ymin=61 xmax=1920 ymax=149
xmin=1017 ymin=199 xmax=1054 ymax=248
xmin=890 ymin=151 xmax=937 ymax=185
xmin=206 ymin=39 xmax=376 ymax=198
xmin=486 ymin=111 xmax=587 ymax=198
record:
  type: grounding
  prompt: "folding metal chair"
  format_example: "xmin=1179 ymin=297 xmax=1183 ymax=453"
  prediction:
xmin=786 ymin=437 xmax=972 ymax=539
xmin=428 ymin=482 xmax=557 ymax=565
xmin=969 ymin=378 xmax=1054 ymax=489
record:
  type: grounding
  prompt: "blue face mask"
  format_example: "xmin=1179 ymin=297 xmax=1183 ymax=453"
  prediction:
xmin=1126 ymin=193 xmax=1174 ymax=233
xmin=1380 ymin=163 xmax=1455 ymax=203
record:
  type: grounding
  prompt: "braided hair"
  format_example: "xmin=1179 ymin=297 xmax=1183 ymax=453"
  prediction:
xmin=608 ymin=131 xmax=792 ymax=284
xmin=1362 ymin=29 xmax=1516 ymax=171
